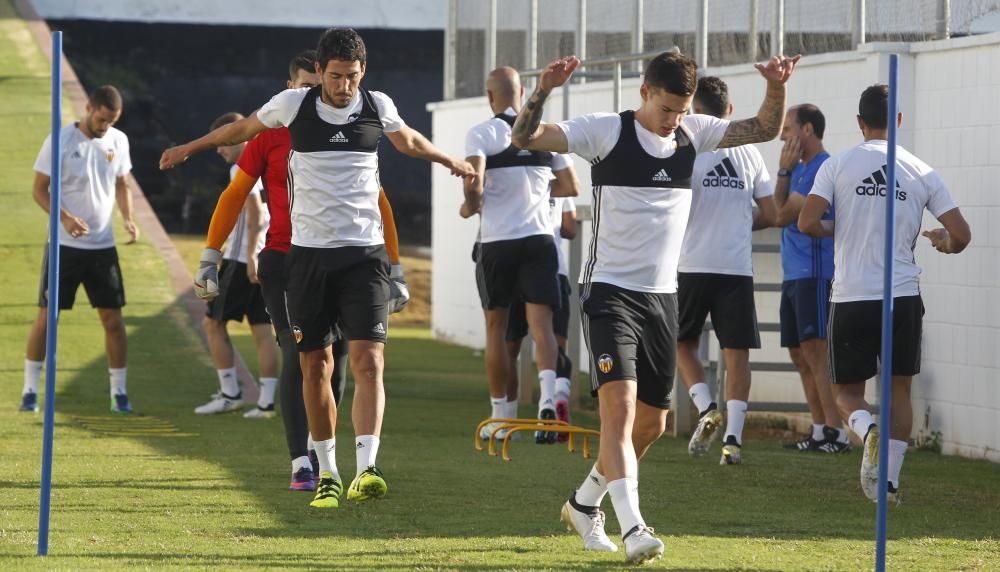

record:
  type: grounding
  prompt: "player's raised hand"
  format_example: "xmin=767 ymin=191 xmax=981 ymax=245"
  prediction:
xmin=448 ymin=158 xmax=476 ymax=179
xmin=754 ymin=55 xmax=801 ymax=85
xmin=779 ymin=136 xmax=802 ymax=171
xmin=538 ymin=56 xmax=580 ymax=93
xmin=159 ymin=145 xmax=190 ymax=170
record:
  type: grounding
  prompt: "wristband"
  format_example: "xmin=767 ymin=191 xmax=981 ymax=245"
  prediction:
xmin=777 ymin=168 xmax=792 ymax=177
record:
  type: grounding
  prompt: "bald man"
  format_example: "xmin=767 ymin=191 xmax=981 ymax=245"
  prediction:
xmin=461 ymin=66 xmax=581 ymax=443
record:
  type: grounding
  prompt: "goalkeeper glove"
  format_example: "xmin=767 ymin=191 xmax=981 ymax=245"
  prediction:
xmin=194 ymin=248 xmax=223 ymax=300
xmin=387 ymin=263 xmax=410 ymax=314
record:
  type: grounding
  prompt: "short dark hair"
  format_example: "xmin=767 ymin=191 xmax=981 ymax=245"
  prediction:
xmin=793 ymin=104 xmax=826 ymax=139
xmin=288 ymin=49 xmax=317 ymax=81
xmin=316 ymin=28 xmax=367 ymax=71
xmin=643 ymin=52 xmax=698 ymax=96
xmin=858 ymin=84 xmax=889 ymax=129
xmin=693 ymin=76 xmax=729 ymax=118
xmin=88 ymin=85 xmax=122 ymax=112
xmin=210 ymin=111 xmax=243 ymax=131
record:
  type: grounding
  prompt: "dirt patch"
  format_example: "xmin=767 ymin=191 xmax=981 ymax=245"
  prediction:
xmin=390 ymin=255 xmax=430 ymax=327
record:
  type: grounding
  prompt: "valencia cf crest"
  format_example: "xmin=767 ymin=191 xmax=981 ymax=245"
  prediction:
xmin=292 ymin=326 xmax=303 ymax=344
xmin=106 ymin=150 xmax=114 ymax=162
xmin=598 ymin=353 xmax=614 ymax=374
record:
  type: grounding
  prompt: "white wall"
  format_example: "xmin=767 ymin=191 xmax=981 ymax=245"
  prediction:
xmin=29 ymin=0 xmax=446 ymax=29
xmin=429 ymin=34 xmax=1000 ymax=462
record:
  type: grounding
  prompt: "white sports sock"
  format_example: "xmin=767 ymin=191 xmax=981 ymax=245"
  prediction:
xmin=724 ymin=400 xmax=748 ymax=445
xmin=555 ymin=377 xmax=572 ymax=402
xmin=292 ymin=455 xmax=311 ymax=473
xmin=812 ymin=423 xmax=825 ymax=441
xmin=538 ymin=369 xmax=556 ymax=411
xmin=307 ymin=433 xmax=315 ymax=452
xmin=505 ymin=399 xmax=519 ymax=419
xmin=575 ymin=465 xmax=609 ymax=507
xmin=490 ymin=396 xmax=507 ymax=419
xmin=355 ymin=435 xmax=380 ymax=476
xmin=313 ymin=438 xmax=340 ymax=481
xmin=23 ymin=359 xmax=43 ymax=395
xmin=607 ymin=478 xmax=645 ymax=537
xmin=689 ymin=382 xmax=714 ymax=414
xmin=109 ymin=368 xmax=127 ymax=397
xmin=217 ymin=367 xmax=240 ymax=397
xmin=887 ymin=439 xmax=908 ymax=488
xmin=257 ymin=377 xmax=277 ymax=407
xmin=848 ymin=409 xmax=876 ymax=441
xmin=836 ymin=428 xmax=850 ymax=444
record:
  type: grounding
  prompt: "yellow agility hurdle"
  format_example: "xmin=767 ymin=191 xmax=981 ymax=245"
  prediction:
xmin=499 ymin=425 xmax=600 ymax=462
xmin=473 ymin=418 xmax=568 ymax=451
xmin=474 ymin=417 xmax=600 ymax=462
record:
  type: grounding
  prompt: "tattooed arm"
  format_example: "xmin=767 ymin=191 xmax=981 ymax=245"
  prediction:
xmin=718 ymin=55 xmax=801 ymax=149
xmin=511 ymin=56 xmax=580 ymax=152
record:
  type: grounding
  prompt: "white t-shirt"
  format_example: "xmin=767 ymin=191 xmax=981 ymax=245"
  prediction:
xmin=33 ymin=124 xmax=132 ymax=249
xmin=222 ymin=164 xmax=269 ymax=264
xmin=256 ymin=87 xmax=404 ymax=248
xmin=465 ymin=108 xmax=572 ymax=242
xmin=558 ymin=113 xmax=729 ymax=293
xmin=551 ymin=196 xmax=576 ymax=277
xmin=808 ymin=140 xmax=958 ymax=302
xmin=679 ymin=145 xmax=773 ymax=276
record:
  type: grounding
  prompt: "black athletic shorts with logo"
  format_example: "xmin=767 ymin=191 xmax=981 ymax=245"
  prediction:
xmin=506 ymin=274 xmax=572 ymax=341
xmin=581 ymin=281 xmax=677 ymax=410
xmin=476 ymin=234 xmax=560 ymax=310
xmin=780 ymin=277 xmax=831 ymax=347
xmin=828 ymin=295 xmax=924 ymax=383
xmin=285 ymin=244 xmax=390 ymax=352
xmin=38 ymin=245 xmax=125 ymax=310
xmin=206 ymin=259 xmax=271 ymax=325
xmin=677 ymin=272 xmax=760 ymax=349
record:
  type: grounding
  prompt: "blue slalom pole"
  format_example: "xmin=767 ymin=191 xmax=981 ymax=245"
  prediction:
xmin=37 ymin=30 xmax=62 ymax=557
xmin=874 ymin=53 xmax=900 ymax=572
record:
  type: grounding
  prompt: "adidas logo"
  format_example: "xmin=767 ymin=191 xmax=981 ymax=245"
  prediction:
xmin=856 ymin=164 xmax=906 ymax=201
xmin=71 ymin=150 xmax=82 ymax=159
xmin=329 ymin=131 xmax=349 ymax=143
xmin=516 ymin=149 xmax=532 ymax=157
xmin=372 ymin=322 xmax=386 ymax=335
xmin=356 ymin=442 xmax=365 ymax=449
xmin=651 ymin=169 xmax=672 ymax=182
xmin=701 ymin=157 xmax=745 ymax=189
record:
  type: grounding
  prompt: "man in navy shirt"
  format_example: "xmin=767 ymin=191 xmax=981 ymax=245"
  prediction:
xmin=773 ymin=104 xmax=850 ymax=453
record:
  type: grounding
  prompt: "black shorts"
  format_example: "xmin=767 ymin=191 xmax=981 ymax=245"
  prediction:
xmin=506 ymin=274 xmax=572 ymax=341
xmin=677 ymin=272 xmax=760 ymax=349
xmin=257 ymin=249 xmax=291 ymax=338
xmin=476 ymin=234 xmax=560 ymax=310
xmin=581 ymin=282 xmax=677 ymax=410
xmin=780 ymin=278 xmax=831 ymax=347
xmin=828 ymin=295 xmax=924 ymax=383
xmin=38 ymin=245 xmax=125 ymax=310
xmin=285 ymin=245 xmax=390 ymax=352
xmin=205 ymin=259 xmax=271 ymax=325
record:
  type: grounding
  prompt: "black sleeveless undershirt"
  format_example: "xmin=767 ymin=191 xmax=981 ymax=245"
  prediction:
xmin=590 ymin=110 xmax=696 ymax=188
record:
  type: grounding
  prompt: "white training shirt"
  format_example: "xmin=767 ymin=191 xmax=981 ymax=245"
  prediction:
xmin=465 ymin=108 xmax=573 ymax=242
xmin=559 ymin=113 xmax=730 ymax=293
xmin=808 ymin=140 xmax=958 ymax=302
xmin=257 ymin=87 xmax=405 ymax=248
xmin=679 ymin=145 xmax=773 ymax=276
xmin=551 ymin=196 xmax=576 ymax=277
xmin=222 ymin=164 xmax=269 ymax=264
xmin=33 ymin=124 xmax=132 ymax=250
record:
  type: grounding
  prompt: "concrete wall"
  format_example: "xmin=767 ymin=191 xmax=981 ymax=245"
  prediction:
xmin=429 ymin=33 xmax=1000 ymax=462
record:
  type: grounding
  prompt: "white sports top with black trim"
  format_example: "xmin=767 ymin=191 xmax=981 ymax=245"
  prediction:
xmin=257 ymin=86 xmax=405 ymax=249
xmin=558 ymin=112 xmax=729 ymax=293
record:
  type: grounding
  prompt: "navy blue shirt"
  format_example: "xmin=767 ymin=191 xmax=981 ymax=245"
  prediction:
xmin=781 ymin=151 xmax=834 ymax=280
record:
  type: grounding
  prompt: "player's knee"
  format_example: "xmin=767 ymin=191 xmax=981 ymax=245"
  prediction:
xmin=634 ymin=415 xmax=666 ymax=444
xmin=350 ymin=349 xmax=383 ymax=383
xmin=99 ymin=310 xmax=125 ymax=333
xmin=557 ymin=347 xmax=573 ymax=378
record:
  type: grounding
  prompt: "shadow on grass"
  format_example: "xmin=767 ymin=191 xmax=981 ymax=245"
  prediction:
xmin=49 ymin=301 xmax=1000 ymax=549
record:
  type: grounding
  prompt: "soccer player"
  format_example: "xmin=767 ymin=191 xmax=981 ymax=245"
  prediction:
xmin=193 ymin=112 xmax=279 ymax=419
xmin=511 ymin=52 xmax=799 ymax=562
xmin=798 ymin=84 xmax=970 ymax=503
xmin=773 ymin=104 xmax=850 ymax=453
xmin=676 ymin=76 xmax=777 ymax=465
xmin=502 ymin=194 xmax=578 ymax=436
xmin=21 ymin=85 xmax=139 ymax=414
xmin=460 ymin=66 xmax=580 ymax=444
xmin=160 ymin=28 xmax=473 ymax=508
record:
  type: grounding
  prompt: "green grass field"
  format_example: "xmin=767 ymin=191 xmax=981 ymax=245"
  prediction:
xmin=2 ymin=3 xmax=999 ymax=570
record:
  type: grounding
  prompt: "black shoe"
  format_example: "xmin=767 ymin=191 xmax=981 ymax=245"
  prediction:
xmin=783 ymin=434 xmax=821 ymax=451
xmin=818 ymin=426 xmax=852 ymax=453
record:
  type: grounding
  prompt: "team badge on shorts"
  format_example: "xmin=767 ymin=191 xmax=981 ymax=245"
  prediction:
xmin=292 ymin=326 xmax=303 ymax=344
xmin=598 ymin=353 xmax=614 ymax=374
